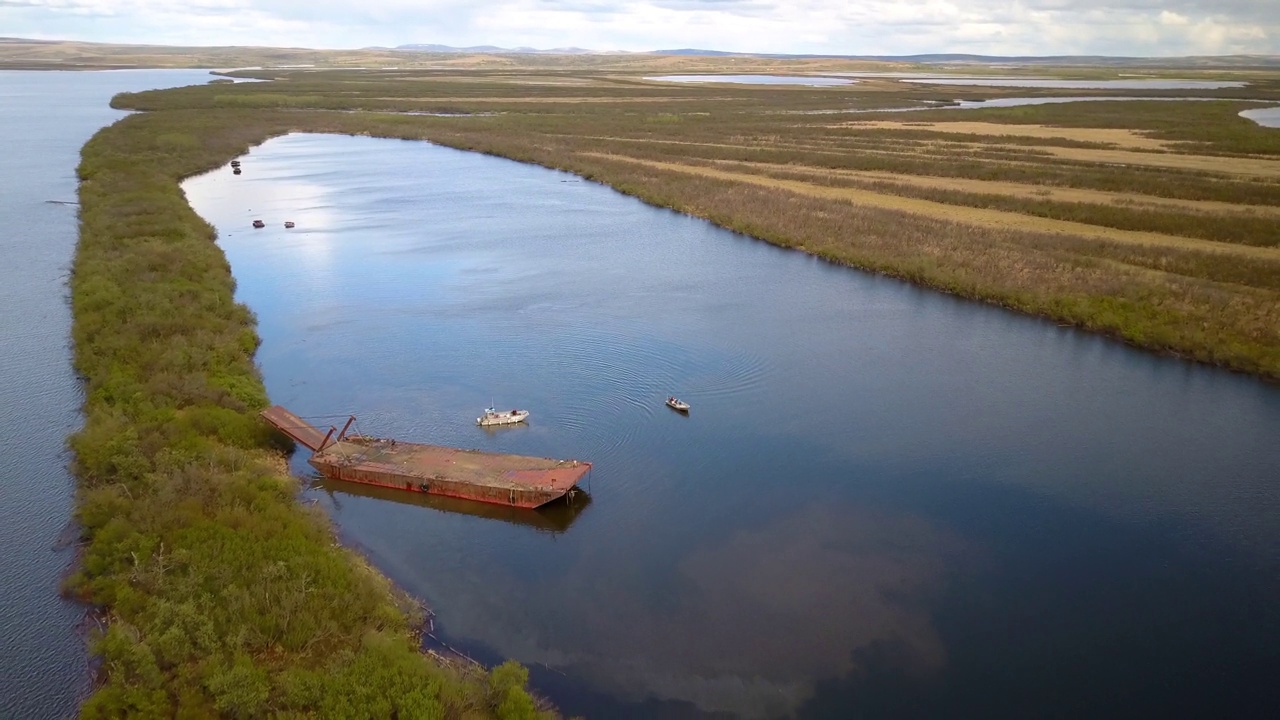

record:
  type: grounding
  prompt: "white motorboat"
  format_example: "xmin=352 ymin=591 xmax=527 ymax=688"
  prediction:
xmin=666 ymin=396 xmax=690 ymax=412
xmin=477 ymin=407 xmax=529 ymax=426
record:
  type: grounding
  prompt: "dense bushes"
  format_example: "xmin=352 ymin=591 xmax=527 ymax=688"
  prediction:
xmin=70 ymin=111 xmax=552 ymax=717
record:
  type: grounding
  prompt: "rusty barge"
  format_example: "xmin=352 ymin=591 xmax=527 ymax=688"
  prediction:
xmin=261 ymin=406 xmax=591 ymax=508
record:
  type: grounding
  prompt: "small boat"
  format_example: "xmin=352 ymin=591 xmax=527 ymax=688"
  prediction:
xmin=284 ymin=221 xmax=295 ymax=228
xmin=252 ymin=220 xmax=265 ymax=228
xmin=233 ymin=167 xmax=242 ymax=175
xmin=477 ymin=407 xmax=529 ymax=427
xmin=230 ymin=160 xmax=240 ymax=167
xmin=666 ymin=396 xmax=690 ymax=412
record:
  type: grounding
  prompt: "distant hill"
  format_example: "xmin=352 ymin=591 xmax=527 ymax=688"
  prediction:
xmin=653 ymin=48 xmax=742 ymax=57
xmin=387 ymin=43 xmax=596 ymax=55
xmin=387 ymin=44 xmax=1280 ymax=67
xmin=838 ymin=53 xmax=1280 ymax=67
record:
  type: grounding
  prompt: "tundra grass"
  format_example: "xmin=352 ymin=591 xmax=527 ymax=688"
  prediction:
xmin=664 ymin=158 xmax=1280 ymax=247
xmin=71 ymin=109 xmax=554 ymax=719
xmin=64 ymin=54 xmax=1280 ymax=717
xmin=104 ymin=66 xmax=1280 ymax=380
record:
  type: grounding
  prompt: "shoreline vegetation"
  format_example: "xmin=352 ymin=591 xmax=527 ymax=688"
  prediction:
xmin=108 ymin=62 xmax=1280 ymax=380
xmin=69 ymin=111 xmax=554 ymax=717
xmin=52 ymin=46 xmax=1280 ymax=716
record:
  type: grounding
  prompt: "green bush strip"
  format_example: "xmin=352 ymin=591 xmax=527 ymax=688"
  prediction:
xmin=70 ymin=108 xmax=553 ymax=719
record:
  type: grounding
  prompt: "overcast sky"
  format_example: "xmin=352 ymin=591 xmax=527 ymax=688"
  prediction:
xmin=4 ymin=0 xmax=1277 ymax=56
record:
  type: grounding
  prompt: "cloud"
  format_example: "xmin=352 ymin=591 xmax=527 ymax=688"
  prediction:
xmin=0 ymin=0 xmax=1277 ymax=54
xmin=427 ymin=503 xmax=971 ymax=717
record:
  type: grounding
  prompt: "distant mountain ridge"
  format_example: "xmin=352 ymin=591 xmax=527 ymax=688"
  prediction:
xmin=386 ymin=43 xmax=1280 ymax=67
xmin=385 ymin=43 xmax=596 ymax=54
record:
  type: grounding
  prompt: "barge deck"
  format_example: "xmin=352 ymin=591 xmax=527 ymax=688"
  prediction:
xmin=261 ymin=405 xmax=591 ymax=508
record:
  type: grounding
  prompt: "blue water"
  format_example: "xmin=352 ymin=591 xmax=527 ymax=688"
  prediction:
xmin=0 ymin=68 xmax=234 ymax=719
xmin=184 ymin=133 xmax=1280 ymax=720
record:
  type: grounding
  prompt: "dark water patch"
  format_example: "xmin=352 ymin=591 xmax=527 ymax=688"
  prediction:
xmin=185 ymin=133 xmax=1280 ymax=719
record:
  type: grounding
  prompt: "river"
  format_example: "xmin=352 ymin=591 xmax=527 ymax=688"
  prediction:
xmin=183 ymin=133 xmax=1280 ymax=719
xmin=0 ymin=69 xmax=229 ymax=719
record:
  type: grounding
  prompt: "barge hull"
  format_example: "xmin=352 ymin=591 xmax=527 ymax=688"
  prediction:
xmin=261 ymin=406 xmax=590 ymax=509
xmin=309 ymin=456 xmax=573 ymax=508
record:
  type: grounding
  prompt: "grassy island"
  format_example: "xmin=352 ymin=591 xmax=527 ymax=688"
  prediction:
xmin=70 ymin=110 xmax=553 ymax=718
xmin=65 ymin=51 xmax=1279 ymax=717
xmin=111 ymin=62 xmax=1280 ymax=379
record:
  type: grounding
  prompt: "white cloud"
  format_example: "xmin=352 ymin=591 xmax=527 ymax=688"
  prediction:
xmin=1 ymin=0 xmax=1277 ymax=55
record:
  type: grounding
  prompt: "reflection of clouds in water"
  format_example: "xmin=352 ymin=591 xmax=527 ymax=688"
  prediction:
xmin=184 ymin=166 xmax=343 ymax=275
xmin=438 ymin=504 xmax=967 ymax=718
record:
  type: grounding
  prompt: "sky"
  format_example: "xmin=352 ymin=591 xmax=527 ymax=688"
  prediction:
xmin=3 ymin=0 xmax=1278 ymax=57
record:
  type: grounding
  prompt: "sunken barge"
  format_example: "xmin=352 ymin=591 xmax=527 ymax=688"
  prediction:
xmin=261 ymin=406 xmax=591 ymax=508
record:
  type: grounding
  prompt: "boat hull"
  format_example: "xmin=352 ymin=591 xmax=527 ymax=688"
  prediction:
xmin=477 ymin=410 xmax=529 ymax=426
xmin=306 ymin=439 xmax=590 ymax=508
xmin=261 ymin=406 xmax=589 ymax=509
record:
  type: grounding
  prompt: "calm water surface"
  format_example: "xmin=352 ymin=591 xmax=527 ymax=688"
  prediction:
xmin=0 ymin=69 xmax=223 ymax=719
xmin=646 ymin=75 xmax=855 ymax=86
xmin=1241 ymin=106 xmax=1280 ymax=128
xmin=785 ymin=97 xmax=1280 ymax=127
xmin=901 ymin=78 xmax=1246 ymax=89
xmin=184 ymin=134 xmax=1280 ymax=720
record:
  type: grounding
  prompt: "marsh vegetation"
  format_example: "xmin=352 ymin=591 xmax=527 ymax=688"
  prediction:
xmin=72 ymin=110 xmax=553 ymax=718
xmin=112 ymin=63 xmax=1280 ymax=378
xmin=65 ymin=51 xmax=1280 ymax=716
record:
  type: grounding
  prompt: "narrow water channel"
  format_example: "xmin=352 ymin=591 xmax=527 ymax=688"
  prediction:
xmin=0 ymin=69 xmax=223 ymax=719
xmin=185 ymin=133 xmax=1280 ymax=720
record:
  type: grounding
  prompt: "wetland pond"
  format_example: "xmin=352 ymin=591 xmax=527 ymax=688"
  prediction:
xmin=184 ymin=134 xmax=1280 ymax=720
xmin=898 ymin=77 xmax=1247 ymax=89
xmin=1241 ymin=106 xmax=1280 ymax=128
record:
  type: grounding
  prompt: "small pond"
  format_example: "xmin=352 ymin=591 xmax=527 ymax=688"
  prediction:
xmin=901 ymin=78 xmax=1246 ymax=89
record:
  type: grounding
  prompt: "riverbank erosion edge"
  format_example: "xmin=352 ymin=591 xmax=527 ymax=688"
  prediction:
xmin=68 ymin=111 xmax=555 ymax=718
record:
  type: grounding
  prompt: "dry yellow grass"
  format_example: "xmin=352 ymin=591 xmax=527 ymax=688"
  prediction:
xmin=580 ymin=152 xmax=1280 ymax=261
xmin=838 ymin=121 xmax=1173 ymax=151
xmin=1033 ymin=146 xmax=1280 ymax=178
xmin=723 ymin=160 xmax=1280 ymax=217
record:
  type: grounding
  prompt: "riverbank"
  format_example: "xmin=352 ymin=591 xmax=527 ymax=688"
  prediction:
xmin=108 ymin=65 xmax=1280 ymax=380
xmin=69 ymin=111 xmax=551 ymax=717
xmin=65 ymin=60 xmax=1280 ymax=713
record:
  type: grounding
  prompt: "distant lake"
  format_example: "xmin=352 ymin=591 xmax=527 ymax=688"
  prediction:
xmin=646 ymin=74 xmax=855 ymax=86
xmin=806 ymin=96 xmax=1280 ymax=127
xmin=0 ymin=68 xmax=227 ymax=720
xmin=185 ymin=133 xmax=1280 ymax=720
xmin=901 ymin=78 xmax=1246 ymax=89
xmin=1241 ymin=106 xmax=1280 ymax=128
xmin=822 ymin=72 xmax=1030 ymax=79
